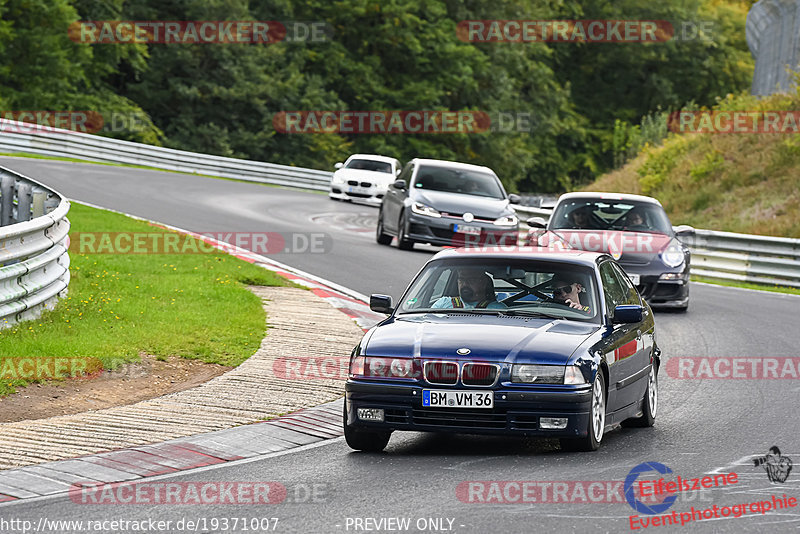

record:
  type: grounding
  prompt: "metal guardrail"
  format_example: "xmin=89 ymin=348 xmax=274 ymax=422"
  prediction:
xmin=0 ymin=166 xmax=70 ymax=329
xmin=1 ymin=120 xmax=798 ymax=290
xmin=512 ymin=206 xmax=800 ymax=289
xmin=0 ymin=118 xmax=332 ymax=191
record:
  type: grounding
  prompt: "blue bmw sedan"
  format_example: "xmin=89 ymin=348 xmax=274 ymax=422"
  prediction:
xmin=344 ymin=249 xmax=660 ymax=452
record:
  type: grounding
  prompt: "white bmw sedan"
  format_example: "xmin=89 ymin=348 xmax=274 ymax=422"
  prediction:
xmin=330 ymin=154 xmax=402 ymax=205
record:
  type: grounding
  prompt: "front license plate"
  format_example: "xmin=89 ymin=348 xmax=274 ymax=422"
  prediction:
xmin=347 ymin=186 xmax=370 ymax=194
xmin=422 ymin=390 xmax=493 ymax=408
xmin=629 ymin=274 xmax=640 ymax=285
xmin=453 ymin=224 xmax=481 ymax=236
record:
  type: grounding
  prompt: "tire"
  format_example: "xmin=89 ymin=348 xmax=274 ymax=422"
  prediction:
xmin=376 ymin=211 xmax=392 ymax=245
xmin=396 ymin=212 xmax=414 ymax=250
xmin=343 ymin=402 xmax=391 ymax=452
xmin=623 ymin=363 xmax=658 ymax=428
xmin=560 ymin=371 xmax=606 ymax=452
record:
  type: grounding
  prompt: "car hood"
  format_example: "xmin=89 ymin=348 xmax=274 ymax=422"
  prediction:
xmin=333 ymin=168 xmax=395 ymax=185
xmin=413 ymin=190 xmax=511 ymax=218
xmin=538 ymin=229 xmax=672 ymax=264
xmin=364 ymin=314 xmax=598 ymax=365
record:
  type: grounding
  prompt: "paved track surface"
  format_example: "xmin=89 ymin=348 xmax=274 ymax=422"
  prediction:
xmin=2 ymin=157 xmax=800 ymax=533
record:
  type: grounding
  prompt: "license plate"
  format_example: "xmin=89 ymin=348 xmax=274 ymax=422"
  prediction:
xmin=348 ymin=186 xmax=370 ymax=194
xmin=422 ymin=390 xmax=493 ymax=408
xmin=629 ymin=274 xmax=640 ymax=285
xmin=453 ymin=224 xmax=481 ymax=236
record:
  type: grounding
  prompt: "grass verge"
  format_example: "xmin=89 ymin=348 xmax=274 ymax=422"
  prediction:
xmin=691 ymin=275 xmax=800 ymax=296
xmin=0 ymin=202 xmax=293 ymax=396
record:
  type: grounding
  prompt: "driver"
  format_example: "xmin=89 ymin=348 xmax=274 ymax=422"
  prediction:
xmin=549 ymin=276 xmax=591 ymax=312
xmin=567 ymin=206 xmax=594 ymax=229
xmin=625 ymin=208 xmax=648 ymax=229
xmin=432 ymin=268 xmax=506 ymax=309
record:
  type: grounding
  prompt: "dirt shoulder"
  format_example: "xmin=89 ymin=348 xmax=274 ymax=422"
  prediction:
xmin=0 ymin=354 xmax=232 ymax=424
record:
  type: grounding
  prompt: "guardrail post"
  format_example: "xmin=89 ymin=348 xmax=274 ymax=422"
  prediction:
xmin=16 ymin=182 xmax=32 ymax=222
xmin=0 ymin=174 xmax=14 ymax=226
xmin=32 ymin=188 xmax=46 ymax=218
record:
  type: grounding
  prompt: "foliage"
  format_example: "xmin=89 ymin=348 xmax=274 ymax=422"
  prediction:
xmin=586 ymin=90 xmax=800 ymax=237
xmin=1 ymin=0 xmax=755 ymax=192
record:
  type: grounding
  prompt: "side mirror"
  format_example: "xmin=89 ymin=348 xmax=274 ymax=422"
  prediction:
xmin=508 ymin=194 xmax=521 ymax=205
xmin=334 ymin=162 xmax=344 ymax=169
xmin=370 ymin=294 xmax=394 ymax=314
xmin=613 ymin=305 xmax=643 ymax=324
xmin=393 ymin=179 xmax=407 ymax=190
xmin=395 ymin=168 xmax=401 ymax=176
xmin=526 ymin=217 xmax=547 ymax=229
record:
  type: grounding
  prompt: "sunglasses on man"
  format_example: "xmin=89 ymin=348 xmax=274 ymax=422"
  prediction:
xmin=552 ymin=284 xmax=574 ymax=295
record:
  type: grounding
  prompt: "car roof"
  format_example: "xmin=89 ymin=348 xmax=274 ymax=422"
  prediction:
xmin=409 ymin=158 xmax=495 ymax=174
xmin=556 ymin=191 xmax=662 ymax=206
xmin=429 ymin=247 xmax=611 ymax=267
xmin=345 ymin=154 xmax=399 ymax=163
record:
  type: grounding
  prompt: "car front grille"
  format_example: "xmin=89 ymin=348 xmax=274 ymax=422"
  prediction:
xmin=461 ymin=363 xmax=499 ymax=386
xmin=412 ymin=408 xmax=507 ymax=429
xmin=347 ymin=180 xmax=358 ymax=186
xmin=424 ymin=361 xmax=459 ymax=385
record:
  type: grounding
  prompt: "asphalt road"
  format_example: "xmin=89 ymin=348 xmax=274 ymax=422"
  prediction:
xmin=2 ymin=157 xmax=800 ymax=533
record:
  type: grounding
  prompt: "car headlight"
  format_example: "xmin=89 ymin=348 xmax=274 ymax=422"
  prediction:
xmin=511 ymin=364 xmax=564 ymax=384
xmin=331 ymin=173 xmax=345 ymax=184
xmin=493 ymin=214 xmax=519 ymax=227
xmin=411 ymin=202 xmax=441 ymax=218
xmin=350 ymin=356 xmax=417 ymax=379
xmin=660 ymin=242 xmax=685 ymax=268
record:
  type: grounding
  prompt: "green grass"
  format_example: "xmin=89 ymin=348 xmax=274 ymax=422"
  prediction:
xmin=0 ymin=202 xmax=293 ymax=396
xmin=691 ymin=275 xmax=800 ymax=296
xmin=0 ymin=151 xmax=327 ymax=194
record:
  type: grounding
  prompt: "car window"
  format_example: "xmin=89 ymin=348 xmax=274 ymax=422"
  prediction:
xmin=345 ymin=159 xmax=392 ymax=173
xmin=411 ymin=165 xmax=504 ymax=199
xmin=599 ymin=261 xmax=627 ymax=311
xmin=610 ymin=263 xmax=641 ymax=305
xmin=550 ymin=199 xmax=673 ymax=234
xmin=397 ymin=258 xmax=600 ymax=322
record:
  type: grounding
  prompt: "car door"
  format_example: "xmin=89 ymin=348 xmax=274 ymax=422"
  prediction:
xmin=611 ymin=261 xmax=654 ymax=404
xmin=598 ymin=260 xmax=642 ymax=412
xmin=384 ymin=162 xmax=412 ymax=233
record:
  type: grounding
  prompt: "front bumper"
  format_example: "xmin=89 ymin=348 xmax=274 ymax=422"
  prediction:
xmin=632 ymin=274 xmax=690 ymax=307
xmin=406 ymin=212 xmax=518 ymax=247
xmin=330 ymin=183 xmax=386 ymax=204
xmin=345 ymin=380 xmax=592 ymax=437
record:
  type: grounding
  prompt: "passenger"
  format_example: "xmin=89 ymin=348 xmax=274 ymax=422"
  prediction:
xmin=431 ymin=268 xmax=506 ymax=309
xmin=549 ymin=276 xmax=591 ymax=312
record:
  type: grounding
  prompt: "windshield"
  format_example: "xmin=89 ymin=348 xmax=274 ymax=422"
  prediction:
xmin=397 ymin=258 xmax=600 ymax=323
xmin=550 ymin=199 xmax=673 ymax=234
xmin=345 ymin=159 xmax=393 ymax=173
xmin=412 ymin=165 xmax=505 ymax=199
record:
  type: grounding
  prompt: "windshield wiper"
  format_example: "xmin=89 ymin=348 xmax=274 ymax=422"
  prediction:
xmin=499 ymin=309 xmax=563 ymax=320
